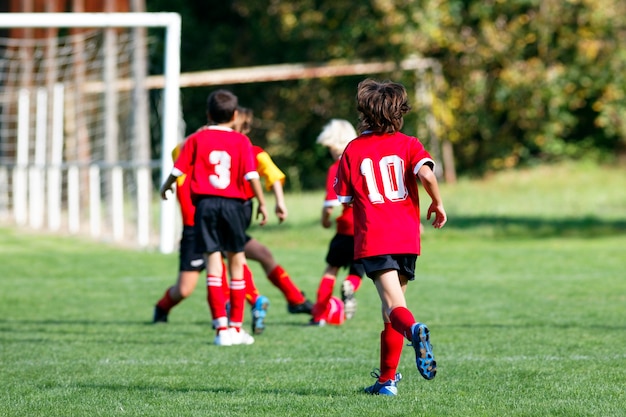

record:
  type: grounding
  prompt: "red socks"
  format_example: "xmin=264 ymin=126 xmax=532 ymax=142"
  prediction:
xmin=345 ymin=274 xmax=362 ymax=292
xmin=379 ymin=322 xmax=405 ymax=381
xmin=312 ymin=275 xmax=335 ymax=321
xmin=267 ymin=265 xmax=305 ymax=305
xmin=206 ymin=274 xmax=227 ymax=321
xmin=244 ymin=263 xmax=259 ymax=305
xmin=228 ymin=278 xmax=246 ymax=328
xmin=156 ymin=287 xmax=179 ymax=312
xmin=389 ymin=306 xmax=417 ymax=341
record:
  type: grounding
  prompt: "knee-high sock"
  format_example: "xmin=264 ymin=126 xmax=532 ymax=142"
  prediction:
xmin=221 ymin=258 xmax=230 ymax=300
xmin=229 ymin=278 xmax=246 ymax=328
xmin=156 ymin=287 xmax=180 ymax=312
xmin=207 ymin=274 xmax=228 ymax=329
xmin=389 ymin=306 xmax=417 ymax=341
xmin=312 ymin=275 xmax=335 ymax=322
xmin=379 ymin=322 xmax=405 ymax=382
xmin=267 ymin=265 xmax=305 ymax=305
xmin=345 ymin=274 xmax=363 ymax=292
xmin=244 ymin=264 xmax=259 ymax=305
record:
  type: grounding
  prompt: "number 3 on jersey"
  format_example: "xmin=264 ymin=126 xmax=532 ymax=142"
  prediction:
xmin=209 ymin=150 xmax=231 ymax=189
xmin=360 ymin=155 xmax=408 ymax=203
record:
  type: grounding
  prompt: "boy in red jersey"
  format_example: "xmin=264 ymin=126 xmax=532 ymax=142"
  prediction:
xmin=153 ymin=107 xmax=312 ymax=335
xmin=334 ymin=79 xmax=447 ymax=395
xmin=309 ymin=119 xmax=364 ymax=326
xmin=160 ymin=89 xmax=267 ymax=346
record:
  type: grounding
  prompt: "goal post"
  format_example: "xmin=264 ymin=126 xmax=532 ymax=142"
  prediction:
xmin=0 ymin=12 xmax=181 ymax=254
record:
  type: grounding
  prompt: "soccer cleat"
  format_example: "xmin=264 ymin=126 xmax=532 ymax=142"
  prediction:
xmin=410 ymin=323 xmax=437 ymax=380
xmin=153 ymin=306 xmax=168 ymax=323
xmin=287 ymin=297 xmax=314 ymax=315
xmin=230 ymin=327 xmax=255 ymax=345
xmin=214 ymin=328 xmax=233 ymax=346
xmin=308 ymin=318 xmax=326 ymax=327
xmin=341 ymin=280 xmax=357 ymax=319
xmin=364 ymin=369 xmax=403 ymax=396
xmin=251 ymin=295 xmax=270 ymax=335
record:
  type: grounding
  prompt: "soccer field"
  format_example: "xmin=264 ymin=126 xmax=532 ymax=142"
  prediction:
xmin=1 ymin=162 xmax=625 ymax=417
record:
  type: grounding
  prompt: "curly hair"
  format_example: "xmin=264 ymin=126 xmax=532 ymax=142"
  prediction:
xmin=356 ymin=78 xmax=411 ymax=134
xmin=316 ymin=119 xmax=357 ymax=153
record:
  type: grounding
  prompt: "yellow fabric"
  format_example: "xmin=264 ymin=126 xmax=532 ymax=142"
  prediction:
xmin=256 ymin=150 xmax=285 ymax=191
xmin=171 ymin=144 xmax=186 ymax=187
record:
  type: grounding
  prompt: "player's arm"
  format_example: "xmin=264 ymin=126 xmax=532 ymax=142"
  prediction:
xmin=256 ymin=151 xmax=288 ymax=222
xmin=417 ymin=164 xmax=447 ymax=229
xmin=160 ymin=173 xmax=178 ymax=200
xmin=247 ymin=177 xmax=268 ymax=226
xmin=321 ymin=205 xmax=333 ymax=228
xmin=270 ymin=180 xmax=288 ymax=223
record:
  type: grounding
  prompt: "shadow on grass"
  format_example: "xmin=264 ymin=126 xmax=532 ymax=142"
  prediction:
xmin=70 ymin=382 xmax=236 ymax=394
xmin=446 ymin=215 xmax=626 ymax=238
xmin=443 ymin=322 xmax=626 ymax=331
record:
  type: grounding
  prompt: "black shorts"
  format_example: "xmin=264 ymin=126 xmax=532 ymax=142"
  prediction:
xmin=179 ymin=225 xmax=205 ymax=272
xmin=359 ymin=254 xmax=418 ymax=281
xmin=194 ymin=196 xmax=248 ymax=253
xmin=242 ymin=199 xmax=253 ymax=243
xmin=325 ymin=234 xmax=364 ymax=277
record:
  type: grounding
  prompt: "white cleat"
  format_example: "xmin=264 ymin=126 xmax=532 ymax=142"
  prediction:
xmin=214 ymin=328 xmax=233 ymax=346
xmin=229 ymin=327 xmax=255 ymax=345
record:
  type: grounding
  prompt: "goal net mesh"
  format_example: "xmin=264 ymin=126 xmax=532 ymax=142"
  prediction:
xmin=0 ymin=27 xmax=165 ymax=247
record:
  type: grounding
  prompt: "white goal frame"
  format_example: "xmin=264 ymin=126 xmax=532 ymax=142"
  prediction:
xmin=0 ymin=12 xmax=181 ymax=253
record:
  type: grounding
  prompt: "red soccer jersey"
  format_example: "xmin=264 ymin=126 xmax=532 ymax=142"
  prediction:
xmin=172 ymin=126 xmax=259 ymax=201
xmin=334 ymin=131 xmax=435 ymax=259
xmin=324 ymin=160 xmax=354 ymax=236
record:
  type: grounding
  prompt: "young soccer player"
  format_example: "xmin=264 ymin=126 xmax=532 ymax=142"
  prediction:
xmin=160 ymin=89 xmax=267 ymax=346
xmin=309 ymin=119 xmax=364 ymax=326
xmin=334 ymin=79 xmax=447 ymax=395
xmin=153 ymin=106 xmax=312 ymax=335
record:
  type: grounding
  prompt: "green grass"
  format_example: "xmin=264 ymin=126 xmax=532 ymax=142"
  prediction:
xmin=1 ymin=161 xmax=626 ymax=416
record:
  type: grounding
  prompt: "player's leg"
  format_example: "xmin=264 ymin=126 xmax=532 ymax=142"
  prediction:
xmin=243 ymin=262 xmax=270 ymax=335
xmin=221 ymin=198 xmax=254 ymax=345
xmin=310 ymin=264 xmax=339 ymax=325
xmin=374 ymin=255 xmax=437 ymax=381
xmin=333 ymin=234 xmax=362 ymax=319
xmin=245 ymin=237 xmax=312 ymax=314
xmin=153 ymin=225 xmax=204 ymax=323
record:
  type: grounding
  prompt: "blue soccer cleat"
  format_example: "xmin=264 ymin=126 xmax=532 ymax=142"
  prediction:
xmin=364 ymin=369 xmax=403 ymax=396
xmin=411 ymin=322 xmax=437 ymax=380
xmin=251 ymin=295 xmax=269 ymax=335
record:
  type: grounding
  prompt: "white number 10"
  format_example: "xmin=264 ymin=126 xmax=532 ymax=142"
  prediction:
xmin=360 ymin=155 xmax=408 ymax=203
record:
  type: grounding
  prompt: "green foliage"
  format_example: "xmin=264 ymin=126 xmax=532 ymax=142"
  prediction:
xmin=2 ymin=162 xmax=626 ymax=416
xmin=147 ymin=0 xmax=626 ymax=184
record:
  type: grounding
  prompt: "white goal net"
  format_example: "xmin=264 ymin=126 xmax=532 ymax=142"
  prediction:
xmin=0 ymin=13 xmax=181 ymax=253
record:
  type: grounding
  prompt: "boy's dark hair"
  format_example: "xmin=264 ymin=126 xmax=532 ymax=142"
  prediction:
xmin=206 ymin=89 xmax=238 ymax=124
xmin=356 ymin=78 xmax=411 ymax=134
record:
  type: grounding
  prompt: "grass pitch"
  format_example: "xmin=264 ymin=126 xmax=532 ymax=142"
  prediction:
xmin=1 ymin=162 xmax=625 ymax=416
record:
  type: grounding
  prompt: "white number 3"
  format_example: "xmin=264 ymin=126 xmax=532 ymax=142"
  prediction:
xmin=360 ymin=155 xmax=407 ymax=203
xmin=209 ymin=150 xmax=231 ymax=189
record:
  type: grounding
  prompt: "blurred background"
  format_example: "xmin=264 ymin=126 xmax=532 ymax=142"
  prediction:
xmin=1 ymin=0 xmax=624 ymax=249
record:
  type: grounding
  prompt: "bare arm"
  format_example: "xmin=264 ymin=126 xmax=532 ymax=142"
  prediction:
xmin=270 ymin=180 xmax=288 ymax=223
xmin=321 ymin=206 xmax=333 ymax=228
xmin=417 ymin=165 xmax=447 ymax=229
xmin=248 ymin=177 xmax=268 ymax=226
xmin=159 ymin=174 xmax=178 ymax=200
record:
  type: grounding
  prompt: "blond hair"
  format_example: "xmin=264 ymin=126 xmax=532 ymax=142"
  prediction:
xmin=316 ymin=119 xmax=357 ymax=153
